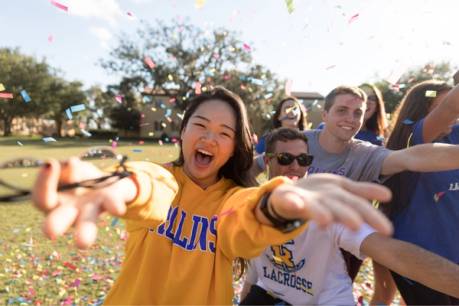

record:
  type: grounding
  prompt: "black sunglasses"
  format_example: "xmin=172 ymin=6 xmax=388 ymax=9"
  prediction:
xmin=266 ymin=152 xmax=314 ymax=167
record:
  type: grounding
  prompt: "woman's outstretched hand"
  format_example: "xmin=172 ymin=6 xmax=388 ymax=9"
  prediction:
xmin=264 ymin=173 xmax=393 ymax=235
xmin=32 ymin=158 xmax=136 ymax=249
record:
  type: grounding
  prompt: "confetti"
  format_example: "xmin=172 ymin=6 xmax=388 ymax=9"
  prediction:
xmin=17 ymin=141 xmax=23 ymax=146
xmin=111 ymin=141 xmax=118 ymax=149
xmin=115 ymin=95 xmax=123 ymax=103
xmin=434 ymin=191 xmax=446 ymax=203
xmin=65 ymin=108 xmax=73 ymax=120
xmin=50 ymin=0 xmax=68 ymax=12
xmin=20 ymin=90 xmax=31 ymax=103
xmin=326 ymin=64 xmax=336 ymax=70
xmin=144 ymin=56 xmax=155 ymax=69
xmin=242 ymin=43 xmax=252 ymax=52
xmin=0 ymin=83 xmax=4 ymax=91
xmin=402 ymin=118 xmax=414 ymax=125
xmin=251 ymin=78 xmax=264 ymax=86
xmin=195 ymin=0 xmax=206 ymax=9
xmin=285 ymin=0 xmax=294 ymax=14
xmin=177 ymin=112 xmax=184 ymax=120
xmin=194 ymin=82 xmax=202 ymax=95
xmin=48 ymin=34 xmax=54 ymax=43
xmin=42 ymin=137 xmax=57 ymax=142
xmin=0 ymin=92 xmax=13 ymax=99
xmin=132 ymin=149 xmax=143 ymax=153
xmin=348 ymin=13 xmax=360 ymax=24
xmin=70 ymin=104 xmax=86 ymax=113
xmin=425 ymin=90 xmax=437 ymax=98
xmin=158 ymin=140 xmax=163 ymax=146
xmin=285 ymin=79 xmax=293 ymax=96
xmin=127 ymin=11 xmax=134 ymax=17
xmin=80 ymin=129 xmax=92 ymax=137
xmin=168 ymin=74 xmax=174 ymax=81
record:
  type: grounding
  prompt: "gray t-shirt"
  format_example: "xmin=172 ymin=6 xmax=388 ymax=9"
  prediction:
xmin=304 ymin=129 xmax=390 ymax=182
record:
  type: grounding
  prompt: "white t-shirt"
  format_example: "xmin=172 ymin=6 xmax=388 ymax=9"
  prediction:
xmin=247 ymin=222 xmax=375 ymax=305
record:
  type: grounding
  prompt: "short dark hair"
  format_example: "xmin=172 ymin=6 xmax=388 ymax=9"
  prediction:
xmin=265 ymin=127 xmax=309 ymax=154
xmin=324 ymin=86 xmax=367 ymax=111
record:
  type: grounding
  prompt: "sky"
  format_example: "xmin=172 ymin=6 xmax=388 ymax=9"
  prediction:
xmin=2 ymin=0 xmax=459 ymax=95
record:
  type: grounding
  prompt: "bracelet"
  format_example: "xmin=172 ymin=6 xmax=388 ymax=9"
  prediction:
xmin=259 ymin=192 xmax=305 ymax=233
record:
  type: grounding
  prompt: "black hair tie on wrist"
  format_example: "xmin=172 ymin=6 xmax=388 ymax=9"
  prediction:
xmin=259 ymin=192 xmax=305 ymax=233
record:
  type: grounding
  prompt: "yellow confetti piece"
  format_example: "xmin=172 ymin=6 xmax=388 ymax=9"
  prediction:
xmin=195 ymin=0 xmax=206 ymax=9
xmin=168 ymin=74 xmax=174 ymax=81
xmin=285 ymin=0 xmax=294 ymax=14
xmin=0 ymin=83 xmax=5 ymax=91
xmin=425 ymin=90 xmax=437 ymax=98
xmin=148 ymin=132 xmax=154 ymax=137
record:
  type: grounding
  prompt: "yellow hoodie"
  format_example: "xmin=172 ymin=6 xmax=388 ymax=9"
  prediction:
xmin=104 ymin=162 xmax=307 ymax=305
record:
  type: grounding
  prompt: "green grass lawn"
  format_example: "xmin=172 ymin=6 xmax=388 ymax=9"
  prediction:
xmin=0 ymin=137 xmax=399 ymax=305
xmin=0 ymin=137 xmax=179 ymax=305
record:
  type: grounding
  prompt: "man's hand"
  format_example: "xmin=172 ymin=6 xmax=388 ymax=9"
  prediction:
xmin=267 ymin=173 xmax=393 ymax=235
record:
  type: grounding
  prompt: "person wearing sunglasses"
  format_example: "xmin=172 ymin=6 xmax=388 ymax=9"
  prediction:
xmin=240 ymin=127 xmax=459 ymax=305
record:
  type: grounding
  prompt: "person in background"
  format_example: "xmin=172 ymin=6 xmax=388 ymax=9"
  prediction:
xmin=317 ymin=83 xmax=387 ymax=146
xmin=240 ymin=127 xmax=459 ymax=305
xmin=255 ymin=96 xmax=308 ymax=155
xmin=385 ymin=80 xmax=459 ymax=305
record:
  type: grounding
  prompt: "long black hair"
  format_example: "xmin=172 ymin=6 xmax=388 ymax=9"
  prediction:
xmin=174 ymin=86 xmax=257 ymax=187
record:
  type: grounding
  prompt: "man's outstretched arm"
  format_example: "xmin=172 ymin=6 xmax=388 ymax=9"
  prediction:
xmin=361 ymin=232 xmax=459 ymax=298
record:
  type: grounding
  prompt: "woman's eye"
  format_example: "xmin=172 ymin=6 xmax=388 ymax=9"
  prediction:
xmin=194 ymin=123 xmax=205 ymax=128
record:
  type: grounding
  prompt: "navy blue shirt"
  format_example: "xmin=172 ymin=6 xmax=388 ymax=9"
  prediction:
xmin=392 ymin=119 xmax=459 ymax=263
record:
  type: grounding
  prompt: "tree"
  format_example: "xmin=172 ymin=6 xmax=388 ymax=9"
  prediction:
xmin=0 ymin=48 xmax=55 ymax=136
xmin=375 ymin=62 xmax=454 ymax=113
xmin=44 ymin=78 xmax=88 ymax=137
xmin=107 ymin=77 xmax=142 ymax=135
xmin=100 ymin=19 xmax=283 ymax=134
xmin=86 ymin=85 xmax=115 ymax=130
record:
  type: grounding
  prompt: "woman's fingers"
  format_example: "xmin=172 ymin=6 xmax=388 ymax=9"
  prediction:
xmin=270 ymin=185 xmax=333 ymax=227
xmin=42 ymin=200 xmax=79 ymax=240
xmin=75 ymin=196 xmax=102 ymax=249
xmin=32 ymin=159 xmax=61 ymax=212
xmin=336 ymin=178 xmax=392 ymax=203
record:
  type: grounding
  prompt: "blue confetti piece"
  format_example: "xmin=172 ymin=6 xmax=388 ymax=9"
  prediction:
xmin=111 ymin=218 xmax=119 ymax=227
xmin=165 ymin=109 xmax=172 ymax=117
xmin=251 ymin=78 xmax=264 ymax=86
xmin=81 ymin=129 xmax=92 ymax=137
xmin=42 ymin=137 xmax=57 ymax=142
xmin=132 ymin=149 xmax=143 ymax=153
xmin=65 ymin=108 xmax=73 ymax=120
xmin=20 ymin=90 xmax=31 ymax=103
xmin=402 ymin=118 xmax=415 ymax=125
xmin=70 ymin=104 xmax=86 ymax=112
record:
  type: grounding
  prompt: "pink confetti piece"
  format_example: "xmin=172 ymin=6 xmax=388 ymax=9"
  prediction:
xmin=127 ymin=11 xmax=134 ymax=17
xmin=50 ymin=0 xmax=68 ymax=12
xmin=348 ymin=13 xmax=360 ymax=24
xmin=144 ymin=56 xmax=155 ymax=69
xmin=242 ymin=43 xmax=252 ymax=52
xmin=115 ymin=95 xmax=123 ymax=103
xmin=111 ymin=141 xmax=118 ymax=149
xmin=194 ymin=82 xmax=202 ymax=95
xmin=285 ymin=79 xmax=293 ymax=96
xmin=0 ymin=92 xmax=13 ymax=99
xmin=158 ymin=140 xmax=163 ymax=146
xmin=48 ymin=34 xmax=54 ymax=43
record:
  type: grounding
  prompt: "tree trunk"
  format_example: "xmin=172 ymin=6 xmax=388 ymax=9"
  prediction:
xmin=3 ymin=117 xmax=12 ymax=136
xmin=56 ymin=118 xmax=63 ymax=137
